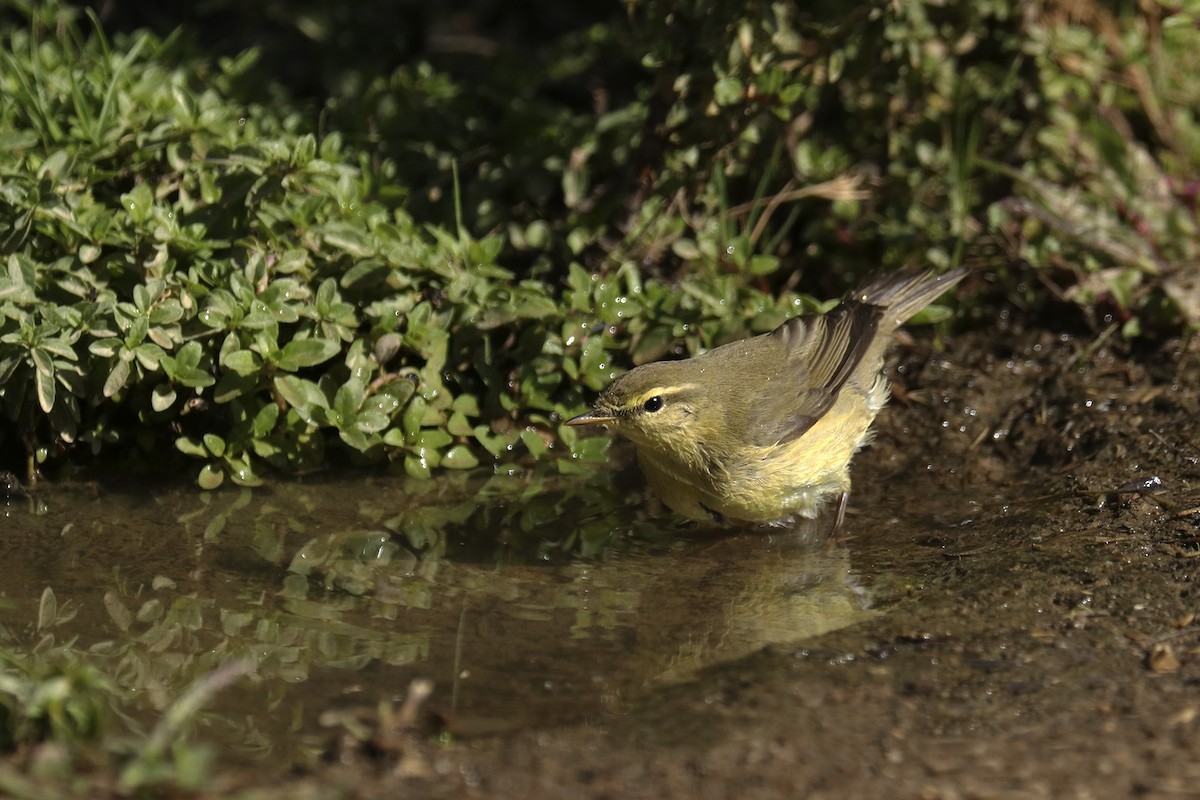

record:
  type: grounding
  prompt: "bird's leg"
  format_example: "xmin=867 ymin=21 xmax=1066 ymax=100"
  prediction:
xmin=832 ymin=490 xmax=849 ymax=538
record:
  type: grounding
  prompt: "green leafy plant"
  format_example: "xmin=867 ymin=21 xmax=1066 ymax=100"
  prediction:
xmin=2 ymin=1 xmax=1198 ymax=489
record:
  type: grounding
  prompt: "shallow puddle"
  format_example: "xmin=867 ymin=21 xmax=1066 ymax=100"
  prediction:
xmin=0 ymin=462 xmax=900 ymax=766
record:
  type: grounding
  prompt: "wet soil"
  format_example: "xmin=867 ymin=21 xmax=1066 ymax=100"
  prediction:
xmin=4 ymin=322 xmax=1200 ymax=799
xmin=292 ymin=325 xmax=1200 ymax=799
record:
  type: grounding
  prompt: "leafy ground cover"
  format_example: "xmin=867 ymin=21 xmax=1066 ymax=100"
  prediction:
xmin=1 ymin=0 xmax=1195 ymax=490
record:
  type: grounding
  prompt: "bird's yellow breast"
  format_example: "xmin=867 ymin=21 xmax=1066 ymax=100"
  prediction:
xmin=636 ymin=388 xmax=877 ymax=526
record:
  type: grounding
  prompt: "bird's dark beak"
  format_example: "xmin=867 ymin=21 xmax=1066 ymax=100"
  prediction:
xmin=565 ymin=409 xmax=616 ymax=426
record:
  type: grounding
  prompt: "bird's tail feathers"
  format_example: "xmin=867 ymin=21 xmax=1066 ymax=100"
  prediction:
xmin=853 ymin=267 xmax=968 ymax=325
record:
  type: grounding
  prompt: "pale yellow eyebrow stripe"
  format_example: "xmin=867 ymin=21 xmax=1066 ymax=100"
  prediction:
xmin=632 ymin=383 xmax=699 ymax=405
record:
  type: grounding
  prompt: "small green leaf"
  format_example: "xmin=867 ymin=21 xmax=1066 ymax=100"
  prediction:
xmin=354 ymin=411 xmax=390 ymax=434
xmin=35 ymin=363 xmax=56 ymax=413
xmin=149 ymin=299 xmax=184 ymax=325
xmin=632 ymin=326 xmax=674 ymax=365
xmin=275 ymin=338 xmax=340 ymax=371
xmin=151 ymin=383 xmax=176 ymax=412
xmin=415 ymin=429 xmax=453 ymax=449
xmin=569 ymin=434 xmax=611 ymax=462
xmin=520 ymin=429 xmax=548 ymax=458
xmin=672 ymin=239 xmax=701 ymax=260
xmin=227 ymin=457 xmax=264 ymax=487
xmin=378 ymin=376 xmax=417 ymax=408
xmin=451 ymin=394 xmax=480 ymax=416
xmin=252 ymin=403 xmax=280 ymax=437
xmin=467 ymin=233 xmax=506 ymax=266
xmin=103 ymin=358 xmax=131 ymax=397
xmin=474 ymin=424 xmax=515 ymax=457
xmin=176 ymin=437 xmax=207 ymax=457
xmin=748 ymin=254 xmax=780 ymax=276
xmin=443 ymin=445 xmax=479 ymax=470
xmin=401 ymin=396 xmax=427 ymax=438
xmin=333 ymin=378 xmax=366 ymax=419
xmin=89 ymin=338 xmax=122 ymax=358
xmin=132 ymin=342 xmax=166 ymax=371
xmin=404 ymin=452 xmax=432 ymax=480
xmin=222 ymin=349 xmax=261 ymax=376
xmin=322 ymin=223 xmax=376 ymax=258
xmin=447 ymin=411 xmax=474 ymax=436
xmin=291 ymin=133 xmax=317 ymax=166
xmin=121 ymin=183 xmax=154 ymax=225
xmin=163 ymin=341 xmax=216 ymax=387
xmin=339 ymin=427 xmax=373 ymax=452
xmin=714 ymin=76 xmax=743 ymax=106
xmin=39 ymin=338 xmax=78 ymax=361
xmin=198 ymin=463 xmax=225 ymax=490
xmin=203 ymin=433 xmax=226 ymax=457
xmin=274 ymin=375 xmax=328 ymax=419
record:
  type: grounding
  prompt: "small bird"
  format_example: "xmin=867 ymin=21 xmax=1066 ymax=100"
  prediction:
xmin=566 ymin=268 xmax=966 ymax=529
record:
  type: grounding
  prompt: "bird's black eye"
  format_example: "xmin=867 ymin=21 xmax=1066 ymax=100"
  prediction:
xmin=642 ymin=395 xmax=664 ymax=413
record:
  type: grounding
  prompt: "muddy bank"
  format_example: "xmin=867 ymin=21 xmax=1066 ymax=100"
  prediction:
xmin=297 ymin=325 xmax=1200 ymax=799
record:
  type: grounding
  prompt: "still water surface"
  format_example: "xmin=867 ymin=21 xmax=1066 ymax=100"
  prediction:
xmin=0 ymin=464 xmax=899 ymax=765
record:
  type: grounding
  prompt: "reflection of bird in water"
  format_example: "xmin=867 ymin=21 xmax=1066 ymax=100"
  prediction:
xmin=650 ymin=532 xmax=871 ymax=685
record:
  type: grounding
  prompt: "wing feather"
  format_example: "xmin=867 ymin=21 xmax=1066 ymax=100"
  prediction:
xmin=746 ymin=301 xmax=882 ymax=447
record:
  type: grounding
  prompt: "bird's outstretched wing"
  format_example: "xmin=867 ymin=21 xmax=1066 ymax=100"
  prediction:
xmin=745 ymin=301 xmax=882 ymax=447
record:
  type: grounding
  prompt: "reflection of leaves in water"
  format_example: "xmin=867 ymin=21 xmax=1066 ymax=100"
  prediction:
xmin=0 ymin=461 xmax=872 ymax=769
xmin=378 ymin=466 xmax=656 ymax=563
xmin=265 ymin=463 xmax=680 ymax=599
xmin=37 ymin=586 xmax=78 ymax=630
xmin=2 ymin=568 xmax=445 ymax=762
